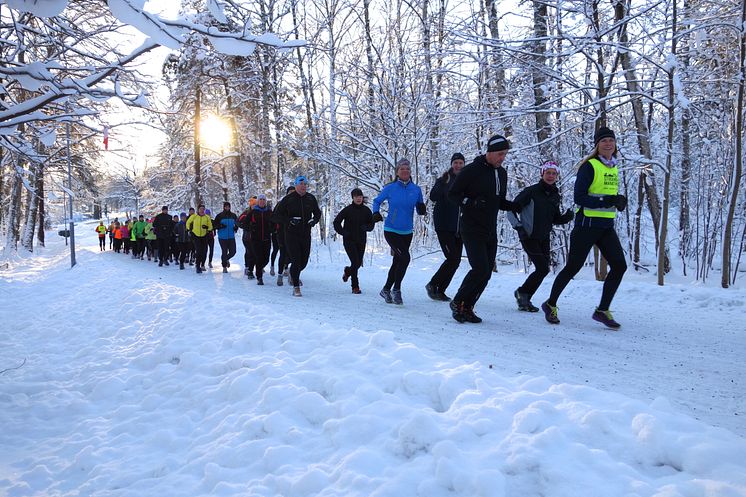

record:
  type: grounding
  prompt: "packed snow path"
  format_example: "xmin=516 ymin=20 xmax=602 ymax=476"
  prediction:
xmin=1 ymin=223 xmax=744 ymax=496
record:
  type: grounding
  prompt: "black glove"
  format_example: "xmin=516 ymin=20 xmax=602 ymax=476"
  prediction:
xmin=308 ymin=218 xmax=318 ymax=227
xmin=201 ymin=225 xmax=208 ymax=230
xmin=289 ymin=217 xmax=302 ymax=226
xmin=416 ymin=202 xmax=426 ymax=216
xmin=614 ymin=195 xmax=628 ymax=211
xmin=563 ymin=208 xmax=574 ymax=222
xmin=372 ymin=212 xmax=383 ymax=223
xmin=601 ymin=195 xmax=619 ymax=207
xmin=462 ymin=197 xmax=486 ymax=209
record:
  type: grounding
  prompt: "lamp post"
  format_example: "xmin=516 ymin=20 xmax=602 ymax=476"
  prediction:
xmin=66 ymin=102 xmax=76 ymax=268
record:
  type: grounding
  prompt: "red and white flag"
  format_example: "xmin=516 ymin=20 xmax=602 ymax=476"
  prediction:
xmin=103 ymin=126 xmax=109 ymax=150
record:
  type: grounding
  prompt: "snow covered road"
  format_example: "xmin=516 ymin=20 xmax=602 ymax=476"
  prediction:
xmin=1 ymin=225 xmax=744 ymax=496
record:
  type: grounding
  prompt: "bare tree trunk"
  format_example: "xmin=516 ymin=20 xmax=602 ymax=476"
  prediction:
xmin=733 ymin=220 xmax=746 ymax=283
xmin=326 ymin=9 xmax=338 ymax=231
xmin=290 ymin=0 xmax=315 ymax=200
xmin=21 ymin=161 xmax=41 ymax=252
xmin=485 ymin=0 xmax=508 ymax=134
xmin=36 ymin=165 xmax=45 ymax=248
xmin=614 ymin=0 xmax=669 ymax=273
xmin=4 ymin=160 xmax=23 ymax=253
xmin=657 ymin=0 xmax=677 ymax=286
xmin=592 ymin=0 xmax=608 ymax=281
xmin=363 ymin=0 xmax=376 ymax=112
xmin=291 ymin=0 xmax=315 ymax=133
xmin=594 ymin=247 xmax=608 ymax=280
xmin=194 ymin=87 xmax=203 ymax=207
xmin=532 ymin=0 xmax=551 ymax=158
xmin=476 ymin=0 xmax=488 ymax=147
xmin=272 ymin=64 xmax=285 ymax=200
xmin=592 ymin=0 xmax=608 ymax=124
xmin=420 ymin=0 xmax=445 ymax=179
xmin=722 ymin=0 xmax=746 ymax=288
xmin=224 ymin=82 xmax=245 ymax=202
xmin=260 ymin=55 xmax=273 ymax=189
xmin=0 ymin=146 xmax=4 ymax=230
xmin=680 ymin=106 xmax=691 ymax=273
xmin=13 ymin=172 xmax=23 ymax=243
xmin=633 ymin=174 xmax=644 ymax=267
xmin=678 ymin=0 xmax=692 ymax=276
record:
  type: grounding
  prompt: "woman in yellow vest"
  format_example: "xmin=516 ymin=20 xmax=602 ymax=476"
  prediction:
xmin=541 ymin=127 xmax=628 ymax=329
xmin=95 ymin=222 xmax=107 ymax=251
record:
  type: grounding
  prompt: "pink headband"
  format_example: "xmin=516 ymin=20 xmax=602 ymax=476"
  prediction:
xmin=541 ymin=161 xmax=559 ymax=174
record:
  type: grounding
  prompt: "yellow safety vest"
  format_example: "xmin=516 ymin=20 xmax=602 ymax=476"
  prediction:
xmin=581 ymin=158 xmax=618 ymax=219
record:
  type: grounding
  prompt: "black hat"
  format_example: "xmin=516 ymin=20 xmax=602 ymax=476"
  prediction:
xmin=161 ymin=205 xmax=168 ymax=211
xmin=351 ymin=188 xmax=364 ymax=198
xmin=486 ymin=134 xmax=510 ymax=152
xmin=594 ymin=127 xmax=616 ymax=145
xmin=450 ymin=152 xmax=465 ymax=163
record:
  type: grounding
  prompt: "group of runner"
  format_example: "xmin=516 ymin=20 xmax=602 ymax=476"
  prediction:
xmin=97 ymin=126 xmax=628 ymax=328
xmin=96 ymin=195 xmax=290 ymax=284
xmin=339 ymin=127 xmax=628 ymax=328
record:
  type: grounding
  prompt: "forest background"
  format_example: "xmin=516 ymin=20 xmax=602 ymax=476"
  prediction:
xmin=1 ymin=0 xmax=744 ymax=288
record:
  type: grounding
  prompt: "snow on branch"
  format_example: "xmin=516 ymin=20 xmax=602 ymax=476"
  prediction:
xmin=1 ymin=0 xmax=307 ymax=132
xmin=5 ymin=0 xmax=66 ymax=17
xmin=0 ymin=40 xmax=160 ymax=133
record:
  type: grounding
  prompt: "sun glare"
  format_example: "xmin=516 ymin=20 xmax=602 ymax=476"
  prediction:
xmin=200 ymin=115 xmax=231 ymax=151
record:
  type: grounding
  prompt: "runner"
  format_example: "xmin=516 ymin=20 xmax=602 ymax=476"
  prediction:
xmin=541 ymin=127 xmax=628 ymax=328
xmin=372 ymin=158 xmax=426 ymax=305
xmin=333 ymin=188 xmax=374 ymax=294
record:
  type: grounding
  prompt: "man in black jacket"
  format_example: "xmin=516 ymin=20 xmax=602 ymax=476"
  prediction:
xmin=152 ymin=206 xmax=175 ymax=267
xmin=447 ymin=134 xmax=518 ymax=323
xmin=173 ymin=212 xmax=189 ymax=269
xmin=425 ymin=152 xmax=465 ymax=302
xmin=271 ymin=176 xmax=322 ymax=297
xmin=333 ymin=188 xmax=375 ymax=294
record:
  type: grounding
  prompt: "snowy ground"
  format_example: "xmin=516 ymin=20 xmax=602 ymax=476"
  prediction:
xmin=1 ymin=221 xmax=745 ymax=497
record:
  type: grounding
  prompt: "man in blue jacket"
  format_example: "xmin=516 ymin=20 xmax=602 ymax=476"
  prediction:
xmin=213 ymin=201 xmax=238 ymax=273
